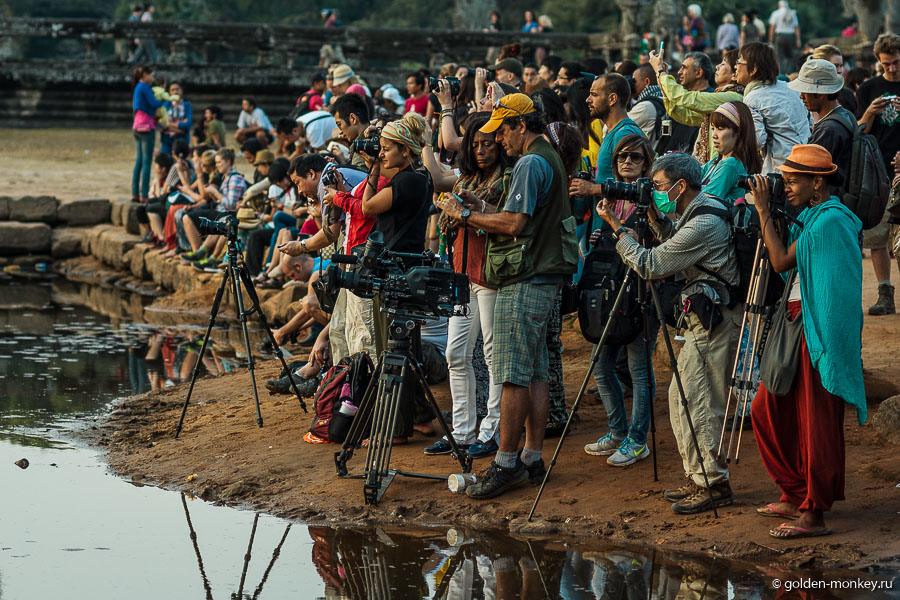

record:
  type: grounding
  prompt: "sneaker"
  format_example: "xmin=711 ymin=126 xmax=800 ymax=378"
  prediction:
xmin=523 ymin=458 xmax=546 ymax=485
xmin=663 ymin=479 xmax=701 ymax=502
xmin=468 ymin=439 xmax=499 ymax=459
xmin=465 ymin=460 xmax=528 ymax=499
xmin=606 ymin=438 xmax=650 ymax=468
xmin=424 ymin=439 xmax=470 ymax=455
xmin=672 ymin=481 xmax=734 ymax=515
xmin=584 ymin=432 xmax=625 ymax=456
xmin=182 ymin=249 xmax=207 ymax=262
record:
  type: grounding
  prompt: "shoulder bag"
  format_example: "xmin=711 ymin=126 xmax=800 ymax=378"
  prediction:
xmin=759 ymin=270 xmax=802 ymax=396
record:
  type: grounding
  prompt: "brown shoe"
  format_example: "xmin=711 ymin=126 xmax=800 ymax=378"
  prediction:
xmin=868 ymin=283 xmax=896 ymax=316
xmin=672 ymin=480 xmax=734 ymax=514
xmin=663 ymin=479 xmax=701 ymax=502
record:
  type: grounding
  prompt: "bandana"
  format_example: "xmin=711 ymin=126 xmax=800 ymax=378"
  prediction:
xmin=382 ymin=119 xmax=424 ymax=155
xmin=635 ymin=85 xmax=662 ymax=104
xmin=546 ymin=121 xmax=563 ymax=147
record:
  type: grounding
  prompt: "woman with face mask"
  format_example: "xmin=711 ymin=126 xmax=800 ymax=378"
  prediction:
xmin=701 ymin=101 xmax=762 ymax=205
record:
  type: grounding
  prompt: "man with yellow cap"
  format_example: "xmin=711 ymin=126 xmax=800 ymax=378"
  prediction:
xmin=440 ymin=93 xmax=578 ymax=498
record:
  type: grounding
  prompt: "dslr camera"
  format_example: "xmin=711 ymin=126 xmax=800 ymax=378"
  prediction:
xmin=597 ymin=177 xmax=653 ymax=210
xmin=351 ymin=132 xmax=381 ymax=156
xmin=197 ymin=214 xmax=239 ymax=240
xmin=737 ymin=173 xmax=786 ymax=209
xmin=428 ymin=76 xmax=461 ymax=98
xmin=321 ymin=168 xmax=341 ymax=188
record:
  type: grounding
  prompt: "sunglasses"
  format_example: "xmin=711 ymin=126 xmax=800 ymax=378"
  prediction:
xmin=616 ymin=151 xmax=646 ymax=164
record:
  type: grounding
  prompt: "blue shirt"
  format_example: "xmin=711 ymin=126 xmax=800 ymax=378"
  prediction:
xmin=700 ymin=156 xmax=747 ymax=206
xmin=503 ymin=154 xmax=553 ymax=216
xmin=594 ymin=118 xmax=645 ymax=185
xmin=133 ymin=81 xmax=164 ymax=115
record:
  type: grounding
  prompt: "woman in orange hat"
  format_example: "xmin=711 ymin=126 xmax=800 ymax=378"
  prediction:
xmin=747 ymin=144 xmax=865 ymax=540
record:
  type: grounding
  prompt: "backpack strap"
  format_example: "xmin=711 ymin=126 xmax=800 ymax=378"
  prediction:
xmin=637 ymin=95 xmax=666 ymax=139
xmin=820 ymin=109 xmax=856 ymax=136
xmin=679 ymin=201 xmax=735 ymax=291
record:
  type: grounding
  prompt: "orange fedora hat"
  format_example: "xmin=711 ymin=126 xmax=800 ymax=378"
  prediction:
xmin=776 ymin=144 xmax=838 ymax=176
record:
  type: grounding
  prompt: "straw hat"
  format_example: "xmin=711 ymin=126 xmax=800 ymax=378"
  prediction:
xmin=331 ymin=64 xmax=355 ymax=86
xmin=236 ymin=207 xmax=261 ymax=230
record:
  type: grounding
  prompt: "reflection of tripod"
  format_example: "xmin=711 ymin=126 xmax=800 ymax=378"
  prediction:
xmin=334 ymin=313 xmax=471 ymax=505
xmin=175 ymin=235 xmax=308 ymax=438
xmin=530 ymin=201 xmax=719 ymax=520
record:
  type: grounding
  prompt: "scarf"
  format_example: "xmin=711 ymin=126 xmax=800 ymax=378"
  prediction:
xmin=438 ymin=165 xmax=505 ymax=254
xmin=635 ymin=85 xmax=662 ymax=104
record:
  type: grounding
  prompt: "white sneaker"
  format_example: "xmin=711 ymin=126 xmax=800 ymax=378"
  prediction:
xmin=584 ymin=432 xmax=625 ymax=456
xmin=607 ymin=438 xmax=650 ymax=467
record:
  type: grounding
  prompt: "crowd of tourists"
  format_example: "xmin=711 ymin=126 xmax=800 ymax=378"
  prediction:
xmin=129 ymin=7 xmax=900 ymax=540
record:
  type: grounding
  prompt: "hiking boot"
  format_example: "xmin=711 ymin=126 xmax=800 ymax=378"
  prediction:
xmin=467 ymin=439 xmax=499 ymax=459
xmin=663 ymin=479 xmax=702 ymax=502
xmin=672 ymin=480 xmax=734 ymax=515
xmin=607 ymin=438 xmax=650 ymax=468
xmin=265 ymin=373 xmax=319 ymax=396
xmin=584 ymin=432 xmax=625 ymax=456
xmin=465 ymin=460 xmax=528 ymax=499
xmin=544 ymin=421 xmax=566 ymax=438
xmin=868 ymin=283 xmax=896 ymax=316
xmin=524 ymin=458 xmax=546 ymax=485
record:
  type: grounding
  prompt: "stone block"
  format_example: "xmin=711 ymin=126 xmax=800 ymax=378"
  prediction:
xmin=56 ymin=198 xmax=111 ymax=226
xmin=126 ymin=244 xmax=150 ymax=280
xmin=51 ymin=228 xmax=88 ymax=259
xmin=122 ymin=202 xmax=141 ymax=235
xmin=8 ymin=196 xmax=58 ymax=222
xmin=110 ymin=197 xmax=133 ymax=227
xmin=871 ymin=395 xmax=900 ymax=446
xmin=91 ymin=227 xmax=141 ymax=270
xmin=0 ymin=221 xmax=51 ymax=253
xmin=260 ymin=284 xmax=307 ymax=324
xmin=0 ymin=196 xmax=9 ymax=220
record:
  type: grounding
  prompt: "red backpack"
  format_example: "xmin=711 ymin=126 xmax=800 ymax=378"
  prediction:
xmin=309 ymin=352 xmax=374 ymax=442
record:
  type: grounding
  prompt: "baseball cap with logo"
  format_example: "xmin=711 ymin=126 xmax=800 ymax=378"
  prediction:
xmin=479 ymin=93 xmax=537 ymax=134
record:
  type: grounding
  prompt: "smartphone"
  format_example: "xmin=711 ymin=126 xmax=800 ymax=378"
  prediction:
xmin=659 ymin=41 xmax=665 ymax=53
xmin=451 ymin=193 xmax=465 ymax=204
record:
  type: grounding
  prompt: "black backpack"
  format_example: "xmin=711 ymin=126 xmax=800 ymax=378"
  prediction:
xmin=822 ymin=112 xmax=891 ymax=230
xmin=655 ymin=119 xmax=700 ymax=156
xmin=577 ymin=231 xmax=643 ymax=346
xmin=289 ymin=92 xmax=316 ymax=120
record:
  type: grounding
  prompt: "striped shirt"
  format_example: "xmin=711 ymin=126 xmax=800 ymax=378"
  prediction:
xmin=218 ymin=169 xmax=247 ymax=211
xmin=616 ymin=192 xmax=739 ymax=305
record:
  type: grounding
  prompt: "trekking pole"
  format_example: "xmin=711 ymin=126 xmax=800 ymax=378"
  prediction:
xmin=528 ymin=269 xmax=634 ymax=521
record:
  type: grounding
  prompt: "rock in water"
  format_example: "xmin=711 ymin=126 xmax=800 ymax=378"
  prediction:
xmin=15 ymin=458 xmax=29 ymax=469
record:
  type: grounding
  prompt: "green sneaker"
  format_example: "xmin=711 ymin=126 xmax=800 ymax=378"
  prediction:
xmin=182 ymin=248 xmax=208 ymax=262
xmin=584 ymin=432 xmax=625 ymax=456
xmin=606 ymin=437 xmax=650 ymax=468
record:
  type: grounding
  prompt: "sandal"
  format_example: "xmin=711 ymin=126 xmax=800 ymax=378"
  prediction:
xmin=769 ymin=523 xmax=832 ymax=539
xmin=756 ymin=503 xmax=800 ymax=520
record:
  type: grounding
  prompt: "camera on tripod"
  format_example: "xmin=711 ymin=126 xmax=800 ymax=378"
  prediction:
xmin=197 ymin=215 xmax=240 ymax=240
xmin=317 ymin=232 xmax=470 ymax=318
xmin=597 ymin=177 xmax=653 ymax=210
xmin=351 ymin=132 xmax=381 ymax=156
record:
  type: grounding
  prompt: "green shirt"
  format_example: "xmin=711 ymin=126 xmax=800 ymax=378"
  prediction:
xmin=658 ymin=74 xmax=742 ymax=160
xmin=700 ymin=156 xmax=747 ymax=206
xmin=202 ymin=119 xmax=227 ymax=147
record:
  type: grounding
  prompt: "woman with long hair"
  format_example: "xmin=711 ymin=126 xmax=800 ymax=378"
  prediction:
xmin=702 ymin=101 xmax=762 ymax=204
xmin=426 ymin=112 xmax=513 ymax=458
xmin=131 ymin=66 xmax=165 ymax=203
xmin=584 ymin=133 xmax=660 ymax=467
xmin=748 ymin=144 xmax=864 ymax=539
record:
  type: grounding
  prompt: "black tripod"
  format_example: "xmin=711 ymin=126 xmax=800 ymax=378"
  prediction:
xmin=175 ymin=233 xmax=307 ymax=438
xmin=334 ymin=312 xmax=472 ymax=505
xmin=529 ymin=203 xmax=720 ymax=521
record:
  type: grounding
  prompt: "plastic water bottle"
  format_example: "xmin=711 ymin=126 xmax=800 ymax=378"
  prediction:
xmin=447 ymin=473 xmax=478 ymax=493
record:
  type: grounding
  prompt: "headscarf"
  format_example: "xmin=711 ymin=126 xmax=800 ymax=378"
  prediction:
xmin=382 ymin=119 xmax=424 ymax=155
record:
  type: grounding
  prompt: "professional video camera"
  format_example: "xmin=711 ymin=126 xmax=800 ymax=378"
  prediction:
xmin=317 ymin=232 xmax=469 ymax=318
xmin=198 ymin=214 xmax=239 ymax=240
xmin=351 ymin=132 xmax=381 ymax=156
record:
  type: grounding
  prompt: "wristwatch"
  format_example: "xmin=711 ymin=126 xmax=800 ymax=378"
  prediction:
xmin=461 ymin=207 xmax=472 ymax=223
xmin=613 ymin=226 xmax=628 ymax=240
xmin=299 ymin=239 xmax=308 ymax=253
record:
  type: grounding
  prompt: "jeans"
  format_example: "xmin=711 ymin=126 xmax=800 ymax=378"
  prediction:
xmin=446 ymin=283 xmax=501 ymax=444
xmin=265 ymin=211 xmax=298 ymax=265
xmin=132 ymin=130 xmax=155 ymax=198
xmin=591 ymin=317 xmax=659 ymax=445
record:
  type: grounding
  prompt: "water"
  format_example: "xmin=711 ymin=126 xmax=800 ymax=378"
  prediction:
xmin=1 ymin=279 xmax=898 ymax=599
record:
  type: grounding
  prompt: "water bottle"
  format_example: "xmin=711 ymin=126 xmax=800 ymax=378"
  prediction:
xmin=447 ymin=473 xmax=478 ymax=493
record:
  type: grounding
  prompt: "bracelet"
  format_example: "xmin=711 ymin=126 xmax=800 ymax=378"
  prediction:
xmin=367 ymin=177 xmax=377 ymax=189
xmin=613 ymin=226 xmax=627 ymax=240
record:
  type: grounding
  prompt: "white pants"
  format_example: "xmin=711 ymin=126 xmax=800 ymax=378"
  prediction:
xmin=445 ymin=283 xmax=501 ymax=444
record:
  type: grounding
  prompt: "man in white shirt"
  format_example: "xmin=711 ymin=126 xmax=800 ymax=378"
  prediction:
xmin=234 ymin=97 xmax=275 ymax=145
xmin=768 ymin=0 xmax=801 ymax=75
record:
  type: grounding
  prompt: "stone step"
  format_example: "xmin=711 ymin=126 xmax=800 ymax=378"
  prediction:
xmin=57 ymin=198 xmax=111 ymax=226
xmin=0 ymin=221 xmax=52 ymax=253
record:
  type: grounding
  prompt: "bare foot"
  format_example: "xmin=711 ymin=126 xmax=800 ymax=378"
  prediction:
xmin=756 ymin=501 xmax=800 ymax=519
xmin=413 ymin=422 xmax=435 ymax=436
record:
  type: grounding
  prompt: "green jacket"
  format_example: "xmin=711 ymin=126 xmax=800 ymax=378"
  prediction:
xmin=484 ymin=136 xmax=578 ymax=287
xmin=658 ymin=74 xmax=743 ymax=160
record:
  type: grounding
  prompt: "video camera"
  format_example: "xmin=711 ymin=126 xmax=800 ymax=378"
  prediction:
xmin=198 ymin=214 xmax=239 ymax=240
xmin=316 ymin=232 xmax=470 ymax=319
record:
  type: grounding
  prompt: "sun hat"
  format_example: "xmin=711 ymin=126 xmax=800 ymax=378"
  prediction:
xmin=787 ymin=59 xmax=844 ymax=95
xmin=488 ymin=58 xmax=524 ymax=80
xmin=479 ymin=93 xmax=536 ymax=133
xmin=331 ymin=64 xmax=355 ymax=86
xmin=253 ymin=150 xmax=275 ymax=166
xmin=776 ymin=144 xmax=838 ymax=176
xmin=236 ymin=207 xmax=261 ymax=230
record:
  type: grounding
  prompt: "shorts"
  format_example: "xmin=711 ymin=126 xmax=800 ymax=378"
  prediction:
xmin=863 ymin=209 xmax=891 ymax=249
xmin=492 ymin=281 xmax=560 ymax=387
xmin=891 ymin=224 xmax=900 ymax=256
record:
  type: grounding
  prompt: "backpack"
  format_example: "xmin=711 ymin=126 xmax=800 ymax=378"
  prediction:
xmin=823 ymin=113 xmax=891 ymax=229
xmin=655 ymin=119 xmax=699 ymax=156
xmin=577 ymin=231 xmax=643 ymax=346
xmin=290 ymin=93 xmax=316 ymax=120
xmin=308 ymin=352 xmax=374 ymax=443
xmin=636 ymin=95 xmax=666 ymax=142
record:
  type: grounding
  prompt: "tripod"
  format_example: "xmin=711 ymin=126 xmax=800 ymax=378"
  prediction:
xmin=334 ymin=312 xmax=472 ymax=505
xmin=529 ymin=208 xmax=720 ymax=521
xmin=175 ymin=234 xmax=307 ymax=438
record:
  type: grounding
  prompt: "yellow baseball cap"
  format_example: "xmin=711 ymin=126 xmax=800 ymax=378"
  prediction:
xmin=480 ymin=93 xmax=537 ymax=133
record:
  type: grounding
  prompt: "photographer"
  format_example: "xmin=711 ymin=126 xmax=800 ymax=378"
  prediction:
xmin=423 ymin=112 xmax=512 ymax=460
xmin=595 ymin=152 xmax=740 ymax=515
xmin=332 ymin=93 xmax=372 ymax=169
xmin=580 ymin=134 xmax=660 ymax=468
xmin=748 ymin=145 xmax=865 ymax=539
xmin=439 ymin=94 xmax=578 ymax=499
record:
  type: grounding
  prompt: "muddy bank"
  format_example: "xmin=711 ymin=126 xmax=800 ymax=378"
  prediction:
xmin=92 ymin=309 xmax=900 ymax=575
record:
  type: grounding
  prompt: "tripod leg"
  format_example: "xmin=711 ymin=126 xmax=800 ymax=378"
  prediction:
xmin=237 ymin=513 xmax=259 ymax=599
xmin=336 ymin=361 xmax=381 ymax=474
xmin=528 ymin=270 xmax=634 ymax=521
xmin=647 ymin=281 xmax=720 ymax=519
xmin=175 ymin=267 xmax=231 ymax=438
xmin=408 ymin=357 xmax=472 ymax=473
xmin=236 ymin=264 xmax=308 ymax=413
xmin=230 ymin=259 xmax=264 ymax=427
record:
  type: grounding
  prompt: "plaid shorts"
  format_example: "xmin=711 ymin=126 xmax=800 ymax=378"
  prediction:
xmin=492 ymin=281 xmax=560 ymax=387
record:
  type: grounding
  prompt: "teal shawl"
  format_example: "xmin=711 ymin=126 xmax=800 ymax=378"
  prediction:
xmin=790 ymin=197 xmax=866 ymax=424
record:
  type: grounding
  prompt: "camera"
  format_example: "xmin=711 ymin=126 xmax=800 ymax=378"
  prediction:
xmin=597 ymin=178 xmax=653 ymax=209
xmin=316 ymin=232 xmax=469 ymax=318
xmin=737 ymin=173 xmax=786 ymax=208
xmin=321 ymin=168 xmax=340 ymax=188
xmin=572 ymin=170 xmax=593 ymax=182
xmin=428 ymin=76 xmax=461 ymax=98
xmin=465 ymin=67 xmax=494 ymax=82
xmin=197 ymin=215 xmax=239 ymax=240
xmin=351 ymin=134 xmax=381 ymax=156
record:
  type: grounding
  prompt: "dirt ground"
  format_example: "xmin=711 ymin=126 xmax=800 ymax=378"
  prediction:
xmin=0 ymin=129 xmax=254 ymax=201
xmin=90 ymin=267 xmax=900 ymax=574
